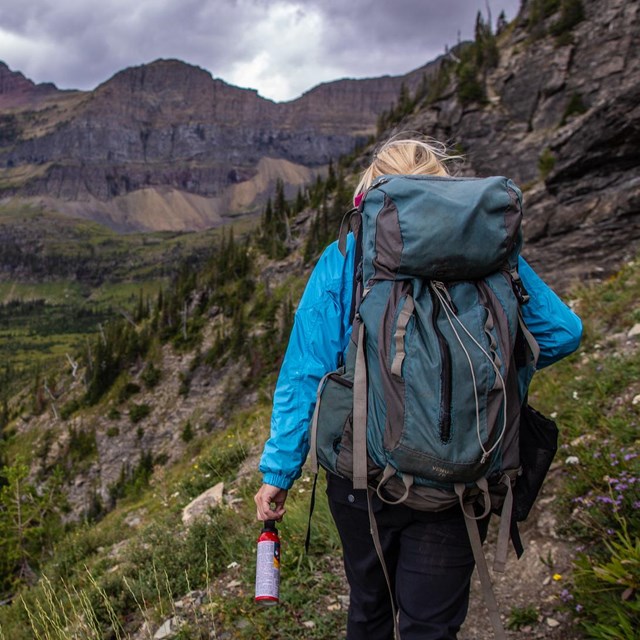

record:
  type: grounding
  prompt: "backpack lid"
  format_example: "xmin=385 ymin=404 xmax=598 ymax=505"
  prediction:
xmin=361 ymin=175 xmax=523 ymax=283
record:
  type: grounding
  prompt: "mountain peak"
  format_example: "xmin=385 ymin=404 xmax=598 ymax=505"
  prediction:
xmin=102 ymin=58 xmax=214 ymax=88
xmin=0 ymin=61 xmax=59 ymax=108
xmin=91 ymin=57 xmax=264 ymax=114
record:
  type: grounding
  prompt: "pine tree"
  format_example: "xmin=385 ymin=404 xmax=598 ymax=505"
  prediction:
xmin=0 ymin=364 xmax=10 ymax=432
xmin=274 ymin=179 xmax=288 ymax=221
xmin=295 ymin=187 xmax=306 ymax=214
xmin=398 ymin=82 xmax=412 ymax=115
xmin=326 ymin=160 xmax=337 ymax=192
xmin=496 ymin=9 xmax=508 ymax=33
xmin=0 ymin=460 xmax=62 ymax=592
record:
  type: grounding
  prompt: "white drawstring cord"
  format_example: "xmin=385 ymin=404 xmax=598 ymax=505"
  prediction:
xmin=431 ymin=282 xmax=507 ymax=462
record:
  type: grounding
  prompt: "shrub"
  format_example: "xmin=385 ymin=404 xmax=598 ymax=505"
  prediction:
xmin=129 ymin=403 xmax=151 ymax=424
xmin=507 ymin=605 xmax=539 ymax=630
xmin=181 ymin=421 xmax=195 ymax=443
xmin=180 ymin=442 xmax=248 ymax=499
xmin=531 ymin=262 xmax=640 ymax=636
xmin=141 ymin=362 xmax=161 ymax=389
xmin=60 ymin=398 xmax=81 ymax=420
xmin=550 ymin=0 xmax=585 ymax=37
xmin=108 ymin=451 xmax=154 ymax=504
xmin=68 ymin=426 xmax=97 ymax=466
xmin=118 ymin=381 xmax=141 ymax=403
xmin=561 ymin=92 xmax=588 ymax=124
xmin=538 ymin=147 xmax=556 ymax=179
xmin=527 ymin=0 xmax=561 ymax=38
xmin=178 ymin=370 xmax=192 ymax=397
xmin=456 ymin=62 xmax=487 ymax=105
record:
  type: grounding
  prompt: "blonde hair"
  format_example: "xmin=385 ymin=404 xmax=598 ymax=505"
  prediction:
xmin=354 ymin=135 xmax=460 ymax=200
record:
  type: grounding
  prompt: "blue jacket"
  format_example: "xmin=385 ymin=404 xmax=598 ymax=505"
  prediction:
xmin=260 ymin=235 xmax=583 ymax=490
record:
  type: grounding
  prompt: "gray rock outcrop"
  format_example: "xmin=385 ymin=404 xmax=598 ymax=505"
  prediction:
xmin=404 ymin=0 xmax=639 ymax=290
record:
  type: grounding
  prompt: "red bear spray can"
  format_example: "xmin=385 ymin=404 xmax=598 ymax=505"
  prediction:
xmin=255 ymin=520 xmax=280 ymax=605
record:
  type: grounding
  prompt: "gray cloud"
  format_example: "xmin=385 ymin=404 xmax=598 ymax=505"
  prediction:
xmin=0 ymin=0 xmax=521 ymax=101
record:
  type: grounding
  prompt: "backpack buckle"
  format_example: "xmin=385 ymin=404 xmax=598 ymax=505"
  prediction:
xmin=509 ymin=269 xmax=530 ymax=304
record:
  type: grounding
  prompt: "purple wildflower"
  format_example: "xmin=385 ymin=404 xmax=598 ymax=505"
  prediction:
xmin=560 ymin=589 xmax=573 ymax=602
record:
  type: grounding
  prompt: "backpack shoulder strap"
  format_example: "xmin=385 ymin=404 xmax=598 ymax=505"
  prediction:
xmin=349 ymin=221 xmax=363 ymax=326
xmin=509 ymin=265 xmax=541 ymax=367
xmin=337 ymin=206 xmax=363 ymax=325
xmin=337 ymin=207 xmax=358 ymax=256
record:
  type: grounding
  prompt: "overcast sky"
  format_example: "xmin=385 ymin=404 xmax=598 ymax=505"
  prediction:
xmin=0 ymin=0 xmax=522 ymax=103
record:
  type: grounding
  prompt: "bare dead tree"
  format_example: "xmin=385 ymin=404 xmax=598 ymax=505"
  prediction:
xmin=43 ymin=382 xmax=59 ymax=420
xmin=66 ymin=353 xmax=79 ymax=379
xmin=118 ymin=308 xmax=137 ymax=327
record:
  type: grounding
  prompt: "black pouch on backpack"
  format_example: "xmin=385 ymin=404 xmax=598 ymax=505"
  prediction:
xmin=513 ymin=404 xmax=559 ymax=522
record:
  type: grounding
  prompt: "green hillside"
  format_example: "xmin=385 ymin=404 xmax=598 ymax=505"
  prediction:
xmin=0 ymin=233 xmax=638 ymax=639
xmin=0 ymin=153 xmax=638 ymax=638
xmin=1 ymin=0 xmax=638 ymax=636
xmin=0 ymin=201 xmax=255 ymax=386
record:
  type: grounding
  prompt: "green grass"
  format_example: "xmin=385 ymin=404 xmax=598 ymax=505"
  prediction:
xmin=0 ymin=281 xmax=88 ymax=305
xmin=507 ymin=605 xmax=539 ymax=630
xmin=527 ymin=260 xmax=640 ymax=637
xmin=0 ymin=397 xmax=346 ymax=639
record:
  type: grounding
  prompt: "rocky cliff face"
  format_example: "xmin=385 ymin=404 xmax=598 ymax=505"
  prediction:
xmin=403 ymin=0 xmax=639 ymax=290
xmin=0 ymin=59 xmax=432 ymax=231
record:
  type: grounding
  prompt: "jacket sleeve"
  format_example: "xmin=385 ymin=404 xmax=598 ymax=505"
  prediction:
xmin=518 ymin=256 xmax=583 ymax=369
xmin=259 ymin=238 xmax=354 ymax=490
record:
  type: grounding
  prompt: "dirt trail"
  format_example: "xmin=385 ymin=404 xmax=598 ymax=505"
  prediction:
xmin=460 ymin=467 xmax=581 ymax=639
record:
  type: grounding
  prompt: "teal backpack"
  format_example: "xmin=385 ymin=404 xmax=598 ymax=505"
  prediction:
xmin=308 ymin=174 xmax=540 ymax=639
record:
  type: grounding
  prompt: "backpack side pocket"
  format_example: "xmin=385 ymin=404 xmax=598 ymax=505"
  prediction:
xmin=513 ymin=404 xmax=559 ymax=521
xmin=309 ymin=369 xmax=353 ymax=477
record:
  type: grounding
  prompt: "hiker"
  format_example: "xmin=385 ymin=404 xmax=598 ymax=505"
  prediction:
xmin=254 ymin=136 xmax=582 ymax=640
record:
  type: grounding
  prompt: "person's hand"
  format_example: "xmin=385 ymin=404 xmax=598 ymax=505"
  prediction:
xmin=254 ymin=484 xmax=288 ymax=521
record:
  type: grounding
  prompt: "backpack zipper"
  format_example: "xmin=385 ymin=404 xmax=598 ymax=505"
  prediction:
xmin=431 ymin=287 xmax=453 ymax=443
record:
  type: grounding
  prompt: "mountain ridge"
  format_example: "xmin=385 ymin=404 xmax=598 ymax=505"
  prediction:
xmin=0 ymin=57 xmax=437 ymax=231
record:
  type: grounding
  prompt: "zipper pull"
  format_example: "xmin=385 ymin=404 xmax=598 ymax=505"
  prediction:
xmin=431 ymin=281 xmax=457 ymax=314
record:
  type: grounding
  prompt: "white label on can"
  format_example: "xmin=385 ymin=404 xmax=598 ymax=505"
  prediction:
xmin=255 ymin=541 xmax=280 ymax=599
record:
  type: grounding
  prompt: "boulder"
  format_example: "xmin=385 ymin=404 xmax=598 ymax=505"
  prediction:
xmin=181 ymin=482 xmax=224 ymax=525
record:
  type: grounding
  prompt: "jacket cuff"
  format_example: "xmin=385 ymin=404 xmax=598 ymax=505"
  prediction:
xmin=262 ymin=472 xmax=295 ymax=491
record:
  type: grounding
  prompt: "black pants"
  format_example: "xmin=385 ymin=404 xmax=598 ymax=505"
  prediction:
xmin=326 ymin=473 xmax=490 ymax=640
